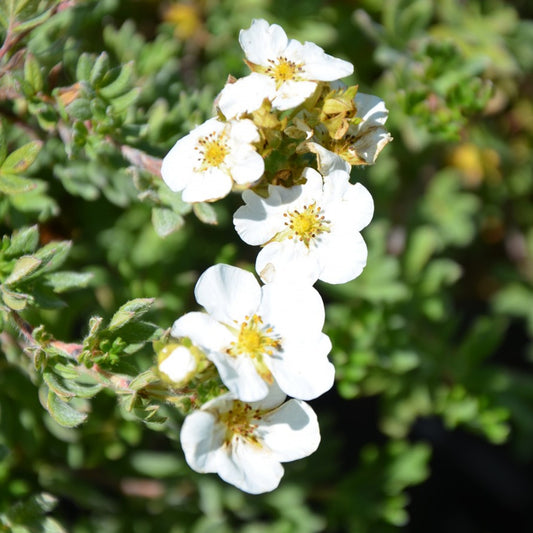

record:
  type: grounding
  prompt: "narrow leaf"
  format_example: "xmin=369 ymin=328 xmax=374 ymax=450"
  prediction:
xmin=5 ymin=225 xmax=39 ymax=256
xmin=193 ymin=202 xmax=218 ymax=225
xmin=1 ymin=141 xmax=43 ymax=174
xmin=152 ymin=207 xmax=184 ymax=237
xmin=45 ymin=271 xmax=93 ymax=293
xmin=90 ymin=52 xmax=110 ymax=86
xmin=110 ymin=87 xmax=140 ymax=113
xmin=1 ymin=286 xmax=29 ymax=310
xmin=4 ymin=255 xmax=42 ymax=285
xmin=43 ymin=370 xmax=75 ymax=399
xmin=76 ymin=53 xmax=93 ymax=81
xmin=108 ymin=298 xmax=155 ymax=331
xmin=46 ymin=391 xmax=87 ymax=428
xmin=24 ymin=53 xmax=43 ymax=92
xmin=99 ymin=61 xmax=134 ymax=99
xmin=0 ymin=173 xmax=37 ymax=194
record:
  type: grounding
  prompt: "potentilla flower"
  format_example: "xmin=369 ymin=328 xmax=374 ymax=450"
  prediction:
xmin=304 ymin=92 xmax=392 ymax=174
xmin=180 ymin=384 xmax=320 ymax=494
xmin=171 ymin=264 xmax=334 ymax=402
xmin=161 ymin=117 xmax=264 ymax=203
xmin=218 ymin=19 xmax=353 ymax=118
xmin=234 ymin=167 xmax=374 ymax=285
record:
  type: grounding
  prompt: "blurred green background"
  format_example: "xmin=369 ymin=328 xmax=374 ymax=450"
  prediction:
xmin=1 ymin=0 xmax=533 ymax=531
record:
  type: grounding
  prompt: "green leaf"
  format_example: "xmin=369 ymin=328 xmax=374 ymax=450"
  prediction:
xmin=33 ymin=240 xmax=71 ymax=274
xmin=99 ymin=61 xmax=134 ymax=99
xmin=0 ymin=173 xmax=37 ymax=194
xmin=90 ymin=52 xmax=110 ymax=86
xmin=44 ymin=271 xmax=93 ymax=293
xmin=43 ymin=370 xmax=75 ymax=399
xmin=24 ymin=53 xmax=43 ymax=92
xmin=1 ymin=286 xmax=30 ymax=310
xmin=110 ymin=87 xmax=140 ymax=113
xmin=152 ymin=207 xmax=184 ymax=237
xmin=5 ymin=225 xmax=39 ymax=257
xmin=66 ymin=98 xmax=92 ymax=120
xmin=13 ymin=6 xmax=53 ymax=32
xmin=1 ymin=141 xmax=43 ymax=174
xmin=108 ymin=298 xmax=155 ymax=331
xmin=76 ymin=53 xmax=93 ymax=81
xmin=46 ymin=391 xmax=87 ymax=428
xmin=129 ymin=369 xmax=158 ymax=391
xmin=193 ymin=202 xmax=218 ymax=225
xmin=4 ymin=255 xmax=42 ymax=285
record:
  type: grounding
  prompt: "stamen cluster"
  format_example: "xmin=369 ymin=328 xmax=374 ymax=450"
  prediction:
xmin=158 ymin=18 xmax=391 ymax=494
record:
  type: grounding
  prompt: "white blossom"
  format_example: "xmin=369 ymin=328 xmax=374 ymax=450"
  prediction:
xmin=218 ymin=19 xmax=353 ymax=117
xmin=171 ymin=264 xmax=334 ymax=402
xmin=161 ymin=117 xmax=264 ymax=203
xmin=234 ymin=167 xmax=374 ymax=285
xmin=180 ymin=384 xmax=320 ymax=494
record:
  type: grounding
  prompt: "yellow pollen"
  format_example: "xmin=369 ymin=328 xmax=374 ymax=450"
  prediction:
xmin=284 ymin=203 xmax=330 ymax=247
xmin=219 ymin=402 xmax=262 ymax=446
xmin=266 ymin=56 xmax=303 ymax=88
xmin=228 ymin=314 xmax=281 ymax=360
xmin=195 ymin=131 xmax=229 ymax=171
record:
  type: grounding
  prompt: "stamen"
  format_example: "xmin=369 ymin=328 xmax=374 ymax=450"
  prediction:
xmin=283 ymin=202 xmax=331 ymax=247
xmin=195 ymin=131 xmax=229 ymax=171
xmin=265 ymin=56 xmax=304 ymax=88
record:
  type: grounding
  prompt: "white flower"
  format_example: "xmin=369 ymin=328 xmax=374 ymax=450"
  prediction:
xmin=158 ymin=344 xmax=197 ymax=385
xmin=305 ymin=92 xmax=393 ymax=173
xmin=234 ymin=167 xmax=374 ymax=285
xmin=161 ymin=117 xmax=264 ymax=203
xmin=218 ymin=19 xmax=353 ymax=117
xmin=180 ymin=384 xmax=320 ymax=494
xmin=171 ymin=264 xmax=334 ymax=402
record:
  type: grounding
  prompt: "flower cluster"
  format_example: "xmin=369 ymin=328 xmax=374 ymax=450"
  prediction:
xmin=159 ymin=19 xmax=391 ymax=494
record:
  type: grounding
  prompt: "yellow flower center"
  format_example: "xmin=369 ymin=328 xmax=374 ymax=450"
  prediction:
xmin=219 ymin=401 xmax=263 ymax=446
xmin=227 ymin=314 xmax=280 ymax=383
xmin=266 ymin=56 xmax=304 ymax=88
xmin=195 ymin=131 xmax=229 ymax=171
xmin=283 ymin=202 xmax=330 ymax=247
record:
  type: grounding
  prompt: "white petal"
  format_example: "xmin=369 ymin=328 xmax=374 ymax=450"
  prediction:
xmin=229 ymin=149 xmax=264 ymax=185
xmin=351 ymin=128 xmax=393 ymax=164
xmin=181 ymin=167 xmax=233 ymax=203
xmin=218 ymin=74 xmax=275 ymax=118
xmin=160 ymin=136 xmax=196 ymax=192
xmin=208 ymin=349 xmax=270 ymax=402
xmin=256 ymin=240 xmax=320 ymax=286
xmin=233 ymin=188 xmax=286 ymax=246
xmin=272 ymin=80 xmax=317 ymax=111
xmin=258 ymin=399 xmax=320 ymax=461
xmin=337 ymin=181 xmax=374 ymax=231
xmin=181 ymin=410 xmax=225 ymax=473
xmin=355 ymin=92 xmax=389 ymax=128
xmin=171 ymin=312 xmax=233 ymax=351
xmin=218 ymin=437 xmax=284 ymax=494
xmin=249 ymin=380 xmax=287 ymax=410
xmin=228 ymin=117 xmax=260 ymax=144
xmin=194 ymin=264 xmax=261 ymax=325
xmin=240 ymin=19 xmax=288 ymax=66
xmin=316 ymin=230 xmax=368 ymax=284
xmin=305 ymin=141 xmax=351 ymax=174
xmin=300 ymin=41 xmax=353 ymax=80
xmin=259 ymin=280 xmax=325 ymax=336
xmin=271 ymin=333 xmax=334 ymax=400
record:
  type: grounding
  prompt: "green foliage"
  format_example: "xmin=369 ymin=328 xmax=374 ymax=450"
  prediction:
xmin=1 ymin=0 xmax=533 ymax=531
